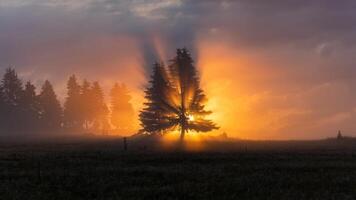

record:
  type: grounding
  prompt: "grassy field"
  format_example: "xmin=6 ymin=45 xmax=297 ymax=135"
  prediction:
xmin=1 ymin=138 xmax=356 ymax=200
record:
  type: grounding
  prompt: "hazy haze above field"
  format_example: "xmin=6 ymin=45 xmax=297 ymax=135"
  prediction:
xmin=1 ymin=0 xmax=356 ymax=139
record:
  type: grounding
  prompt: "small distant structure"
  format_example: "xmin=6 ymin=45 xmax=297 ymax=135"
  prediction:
xmin=337 ymin=130 xmax=343 ymax=140
xmin=221 ymin=132 xmax=228 ymax=139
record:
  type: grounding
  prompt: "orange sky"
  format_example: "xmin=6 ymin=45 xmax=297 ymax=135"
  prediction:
xmin=195 ymin=36 xmax=356 ymax=140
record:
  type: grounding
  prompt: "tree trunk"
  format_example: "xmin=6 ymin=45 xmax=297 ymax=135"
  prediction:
xmin=180 ymin=127 xmax=185 ymax=141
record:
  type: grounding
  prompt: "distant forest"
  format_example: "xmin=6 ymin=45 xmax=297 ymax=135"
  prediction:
xmin=0 ymin=68 xmax=135 ymax=135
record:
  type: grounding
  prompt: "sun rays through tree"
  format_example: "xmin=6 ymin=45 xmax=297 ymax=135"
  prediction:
xmin=140 ymin=48 xmax=218 ymax=140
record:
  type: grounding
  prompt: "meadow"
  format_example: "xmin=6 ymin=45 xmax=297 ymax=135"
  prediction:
xmin=1 ymin=137 xmax=356 ymax=200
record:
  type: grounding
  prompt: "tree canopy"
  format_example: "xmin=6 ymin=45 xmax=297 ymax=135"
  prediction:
xmin=140 ymin=48 xmax=218 ymax=140
xmin=63 ymin=75 xmax=82 ymax=130
xmin=39 ymin=80 xmax=62 ymax=130
xmin=110 ymin=83 xmax=135 ymax=132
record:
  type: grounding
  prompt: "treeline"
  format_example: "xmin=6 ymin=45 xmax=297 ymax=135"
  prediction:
xmin=0 ymin=68 xmax=134 ymax=135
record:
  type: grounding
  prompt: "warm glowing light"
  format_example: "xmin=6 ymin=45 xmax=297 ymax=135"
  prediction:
xmin=151 ymin=32 xmax=168 ymax=63
xmin=196 ymin=38 xmax=266 ymax=139
xmin=161 ymin=130 xmax=206 ymax=151
xmin=196 ymin=37 xmax=299 ymax=139
xmin=188 ymin=114 xmax=195 ymax=121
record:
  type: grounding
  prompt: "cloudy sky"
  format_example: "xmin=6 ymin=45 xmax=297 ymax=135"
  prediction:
xmin=1 ymin=0 xmax=356 ymax=139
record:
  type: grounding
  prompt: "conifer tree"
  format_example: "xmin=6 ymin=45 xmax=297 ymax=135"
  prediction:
xmin=91 ymin=82 xmax=109 ymax=132
xmin=80 ymin=79 xmax=92 ymax=130
xmin=139 ymin=63 xmax=177 ymax=134
xmin=22 ymin=81 xmax=41 ymax=130
xmin=110 ymin=83 xmax=134 ymax=131
xmin=1 ymin=68 xmax=23 ymax=105
xmin=0 ymin=68 xmax=24 ymax=131
xmin=139 ymin=49 xmax=218 ymax=140
xmin=63 ymin=75 xmax=82 ymax=130
xmin=38 ymin=80 xmax=62 ymax=130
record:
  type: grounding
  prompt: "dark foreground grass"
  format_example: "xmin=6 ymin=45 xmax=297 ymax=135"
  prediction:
xmin=1 ymin=146 xmax=356 ymax=200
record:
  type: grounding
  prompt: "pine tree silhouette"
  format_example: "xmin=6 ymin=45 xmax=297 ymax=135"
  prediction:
xmin=140 ymin=49 xmax=218 ymax=140
xmin=110 ymin=83 xmax=135 ymax=132
xmin=39 ymin=80 xmax=62 ymax=130
xmin=91 ymin=82 xmax=109 ymax=133
xmin=139 ymin=62 xmax=176 ymax=134
xmin=63 ymin=75 xmax=82 ymax=130
xmin=0 ymin=68 xmax=24 ymax=131
xmin=22 ymin=81 xmax=41 ymax=130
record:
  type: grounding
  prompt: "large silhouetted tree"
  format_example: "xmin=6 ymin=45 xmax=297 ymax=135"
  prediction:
xmin=63 ymin=75 xmax=82 ymax=130
xmin=110 ymin=83 xmax=134 ymax=131
xmin=140 ymin=48 xmax=218 ymax=140
xmin=39 ymin=80 xmax=62 ymax=130
xmin=139 ymin=63 xmax=175 ymax=134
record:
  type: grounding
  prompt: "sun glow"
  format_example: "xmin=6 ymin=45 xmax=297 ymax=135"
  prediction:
xmin=196 ymin=37 xmax=292 ymax=139
xmin=161 ymin=130 xmax=206 ymax=151
xmin=188 ymin=114 xmax=195 ymax=122
xmin=196 ymin=38 xmax=253 ymax=138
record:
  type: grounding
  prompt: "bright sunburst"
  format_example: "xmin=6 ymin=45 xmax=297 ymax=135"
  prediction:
xmin=188 ymin=114 xmax=195 ymax=122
